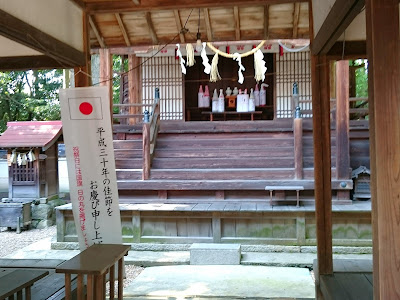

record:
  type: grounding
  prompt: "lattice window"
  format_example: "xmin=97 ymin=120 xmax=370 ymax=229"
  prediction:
xmin=142 ymin=56 xmax=183 ymax=120
xmin=275 ymin=51 xmax=312 ymax=118
xmin=11 ymin=161 xmax=36 ymax=183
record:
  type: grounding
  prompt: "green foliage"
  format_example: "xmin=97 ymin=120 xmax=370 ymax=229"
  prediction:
xmin=0 ymin=69 xmax=62 ymax=133
xmin=353 ymin=59 xmax=368 ymax=98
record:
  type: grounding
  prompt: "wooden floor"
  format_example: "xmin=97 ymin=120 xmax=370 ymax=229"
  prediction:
xmin=119 ymin=200 xmax=371 ymax=212
xmin=314 ymin=259 xmax=373 ymax=300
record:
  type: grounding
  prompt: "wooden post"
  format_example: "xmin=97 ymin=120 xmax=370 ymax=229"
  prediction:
xmin=366 ymin=0 xmax=400 ymax=298
xmin=293 ymin=118 xmax=303 ymax=179
xmin=335 ymin=60 xmax=350 ymax=201
xmin=128 ymin=55 xmax=141 ymax=125
xmin=74 ymin=13 xmax=91 ymax=87
xmin=99 ymin=48 xmax=113 ymax=121
xmin=142 ymin=123 xmax=150 ymax=180
xmin=311 ymin=54 xmax=333 ymax=275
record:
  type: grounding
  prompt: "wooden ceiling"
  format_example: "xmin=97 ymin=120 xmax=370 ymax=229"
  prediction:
xmin=75 ymin=0 xmax=309 ymax=49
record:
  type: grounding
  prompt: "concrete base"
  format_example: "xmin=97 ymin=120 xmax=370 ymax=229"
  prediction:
xmin=190 ymin=243 xmax=241 ymax=265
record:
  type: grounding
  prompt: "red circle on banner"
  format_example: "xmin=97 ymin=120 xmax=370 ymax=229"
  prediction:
xmin=79 ymin=102 xmax=93 ymax=115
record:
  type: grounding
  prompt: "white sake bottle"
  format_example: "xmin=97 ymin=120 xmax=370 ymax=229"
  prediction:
xmin=249 ymin=88 xmax=256 ymax=112
xmin=212 ymin=89 xmax=219 ymax=112
xmin=218 ymin=89 xmax=225 ymax=112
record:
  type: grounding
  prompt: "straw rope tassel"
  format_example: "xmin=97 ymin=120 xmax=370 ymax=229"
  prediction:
xmin=254 ymin=49 xmax=267 ymax=82
xmin=210 ymin=53 xmax=221 ymax=82
xmin=186 ymin=44 xmax=195 ymax=67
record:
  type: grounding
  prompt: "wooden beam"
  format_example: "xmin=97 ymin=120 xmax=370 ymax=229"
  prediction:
xmin=311 ymin=54 xmax=333 ymax=275
xmin=69 ymin=0 xmax=85 ymax=9
xmin=311 ymin=0 xmax=365 ymax=55
xmin=86 ymin=0 xmax=308 ymax=13
xmin=115 ymin=13 xmax=131 ymax=46
xmin=293 ymin=118 xmax=303 ymax=179
xmin=0 ymin=55 xmax=76 ymax=70
xmin=128 ymin=55 xmax=141 ymax=125
xmin=132 ymin=0 xmax=141 ymax=4
xmin=264 ymin=5 xmax=270 ymax=39
xmin=327 ymin=41 xmax=367 ymax=59
xmin=0 ymin=9 xmax=85 ymax=67
xmin=203 ymin=8 xmax=213 ymax=42
xmin=233 ymin=6 xmax=241 ymax=41
xmin=145 ymin=12 xmax=159 ymax=45
xmin=335 ymin=60 xmax=350 ymax=201
xmin=99 ymin=48 xmax=113 ymax=119
xmin=89 ymin=15 xmax=106 ymax=48
xmin=335 ymin=60 xmax=350 ymax=180
xmin=292 ymin=3 xmax=300 ymax=38
xmin=366 ymin=0 xmax=400 ymax=298
xmin=173 ymin=10 xmax=185 ymax=44
xmin=74 ymin=12 xmax=91 ymax=87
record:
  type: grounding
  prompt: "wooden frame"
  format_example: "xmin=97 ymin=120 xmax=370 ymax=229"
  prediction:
xmin=0 ymin=9 xmax=85 ymax=68
xmin=311 ymin=0 xmax=365 ymax=55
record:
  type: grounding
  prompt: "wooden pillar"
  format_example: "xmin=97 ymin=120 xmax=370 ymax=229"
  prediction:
xmin=311 ymin=54 xmax=333 ymax=275
xmin=74 ymin=13 xmax=91 ymax=87
xmin=293 ymin=118 xmax=303 ymax=179
xmin=335 ymin=60 xmax=350 ymax=201
xmin=99 ymin=48 xmax=113 ymax=121
xmin=128 ymin=55 xmax=141 ymax=125
xmin=366 ymin=0 xmax=400 ymax=298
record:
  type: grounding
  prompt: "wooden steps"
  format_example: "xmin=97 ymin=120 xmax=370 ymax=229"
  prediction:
xmin=117 ymin=168 xmax=296 ymax=180
xmin=117 ymin=179 xmax=352 ymax=190
xmin=112 ymin=121 xmax=357 ymax=204
xmin=151 ymin=157 xmax=295 ymax=169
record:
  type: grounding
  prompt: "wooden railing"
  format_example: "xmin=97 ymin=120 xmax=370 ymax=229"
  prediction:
xmin=142 ymin=88 xmax=161 ymax=180
xmin=113 ymin=103 xmax=153 ymax=124
xmin=300 ymin=97 xmax=369 ymax=120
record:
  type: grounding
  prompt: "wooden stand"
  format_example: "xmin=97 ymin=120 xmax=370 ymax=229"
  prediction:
xmin=56 ymin=244 xmax=131 ymax=300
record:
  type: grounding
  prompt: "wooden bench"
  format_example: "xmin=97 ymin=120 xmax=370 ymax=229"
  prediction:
xmin=202 ymin=111 xmax=262 ymax=121
xmin=56 ymin=244 xmax=131 ymax=300
xmin=265 ymin=185 xmax=305 ymax=207
xmin=0 ymin=259 xmax=80 ymax=300
xmin=0 ymin=269 xmax=49 ymax=300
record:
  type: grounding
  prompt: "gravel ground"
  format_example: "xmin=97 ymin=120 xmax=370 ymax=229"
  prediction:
xmin=0 ymin=225 xmax=144 ymax=290
xmin=0 ymin=226 xmax=55 ymax=258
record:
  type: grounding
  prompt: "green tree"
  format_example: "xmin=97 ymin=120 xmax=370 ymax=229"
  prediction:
xmin=0 ymin=69 xmax=62 ymax=133
xmin=353 ymin=59 xmax=368 ymax=98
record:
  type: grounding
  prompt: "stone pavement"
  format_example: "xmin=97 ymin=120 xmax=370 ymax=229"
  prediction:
xmin=123 ymin=265 xmax=315 ymax=299
xmin=3 ymin=237 xmax=373 ymax=299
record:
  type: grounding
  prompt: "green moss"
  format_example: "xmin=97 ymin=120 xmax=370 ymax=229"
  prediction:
xmin=122 ymin=226 xmax=133 ymax=236
xmin=332 ymin=225 xmax=358 ymax=239
xmin=256 ymin=227 xmax=273 ymax=238
xmin=65 ymin=221 xmax=77 ymax=235
xmin=358 ymin=229 xmax=372 ymax=239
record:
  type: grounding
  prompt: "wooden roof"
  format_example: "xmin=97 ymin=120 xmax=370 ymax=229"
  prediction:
xmin=0 ymin=121 xmax=62 ymax=150
xmin=79 ymin=0 xmax=309 ymax=48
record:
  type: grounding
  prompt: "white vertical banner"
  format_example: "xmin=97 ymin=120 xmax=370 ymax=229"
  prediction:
xmin=60 ymin=86 xmax=122 ymax=250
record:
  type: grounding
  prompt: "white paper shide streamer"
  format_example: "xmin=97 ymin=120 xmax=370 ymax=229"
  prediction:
xmin=186 ymin=44 xmax=195 ymax=67
xmin=254 ymin=49 xmax=267 ymax=82
xmin=201 ymin=42 xmax=211 ymax=75
xmin=176 ymin=44 xmax=186 ymax=74
xmin=233 ymin=53 xmax=245 ymax=84
xmin=210 ymin=53 xmax=221 ymax=82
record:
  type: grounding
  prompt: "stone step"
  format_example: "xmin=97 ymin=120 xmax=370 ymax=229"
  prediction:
xmin=190 ymin=243 xmax=241 ymax=265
